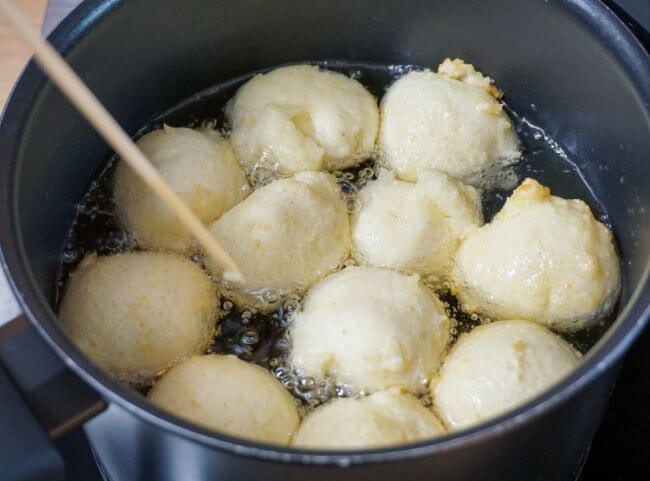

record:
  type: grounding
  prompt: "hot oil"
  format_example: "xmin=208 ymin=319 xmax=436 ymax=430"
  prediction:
xmin=55 ymin=61 xmax=618 ymax=409
xmin=54 ymin=160 xmax=136 ymax=308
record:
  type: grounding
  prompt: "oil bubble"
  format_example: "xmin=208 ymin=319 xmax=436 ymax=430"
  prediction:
xmin=241 ymin=330 xmax=259 ymax=346
xmin=61 ymin=249 xmax=79 ymax=263
xmin=282 ymin=377 xmax=296 ymax=390
xmin=274 ymin=366 xmax=288 ymax=378
xmin=298 ymin=377 xmax=316 ymax=392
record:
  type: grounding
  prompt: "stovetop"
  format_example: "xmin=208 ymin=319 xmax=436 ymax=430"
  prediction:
xmin=9 ymin=1 xmax=650 ymax=480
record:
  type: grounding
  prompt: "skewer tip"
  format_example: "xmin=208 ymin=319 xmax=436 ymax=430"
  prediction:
xmin=223 ymin=270 xmax=246 ymax=286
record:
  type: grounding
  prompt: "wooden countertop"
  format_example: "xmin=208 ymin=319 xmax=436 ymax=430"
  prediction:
xmin=0 ymin=0 xmax=48 ymax=106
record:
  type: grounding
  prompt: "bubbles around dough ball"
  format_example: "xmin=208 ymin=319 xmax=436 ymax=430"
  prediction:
xmin=379 ymin=58 xmax=520 ymax=186
xmin=206 ymin=171 xmax=350 ymax=305
xmin=148 ymin=355 xmax=299 ymax=445
xmin=227 ymin=65 xmax=379 ymax=175
xmin=432 ymin=320 xmax=581 ymax=430
xmin=352 ymin=169 xmax=483 ymax=278
xmin=293 ymin=387 xmax=445 ymax=449
xmin=451 ymin=178 xmax=621 ymax=332
xmin=114 ymin=126 xmax=249 ymax=253
xmin=289 ymin=266 xmax=450 ymax=392
xmin=59 ymin=252 xmax=219 ymax=384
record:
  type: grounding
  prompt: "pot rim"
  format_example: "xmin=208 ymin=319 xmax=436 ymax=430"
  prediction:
xmin=0 ymin=0 xmax=649 ymax=466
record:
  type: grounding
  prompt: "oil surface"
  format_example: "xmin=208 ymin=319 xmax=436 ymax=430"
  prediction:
xmin=55 ymin=61 xmax=618 ymax=405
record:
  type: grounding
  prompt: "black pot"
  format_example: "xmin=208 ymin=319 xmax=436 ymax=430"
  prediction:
xmin=0 ymin=1 xmax=649 ymax=480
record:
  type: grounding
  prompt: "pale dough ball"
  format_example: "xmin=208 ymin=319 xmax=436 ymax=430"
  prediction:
xmin=114 ymin=126 xmax=248 ymax=253
xmin=352 ymin=169 xmax=483 ymax=278
xmin=206 ymin=171 xmax=350 ymax=304
xmin=293 ymin=387 xmax=445 ymax=449
xmin=59 ymin=252 xmax=218 ymax=384
xmin=289 ymin=266 xmax=450 ymax=391
xmin=452 ymin=178 xmax=621 ymax=332
xmin=379 ymin=58 xmax=520 ymax=186
xmin=148 ymin=355 xmax=299 ymax=445
xmin=432 ymin=320 xmax=581 ymax=430
xmin=227 ymin=65 xmax=379 ymax=175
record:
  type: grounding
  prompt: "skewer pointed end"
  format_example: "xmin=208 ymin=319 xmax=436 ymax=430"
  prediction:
xmin=223 ymin=269 xmax=246 ymax=286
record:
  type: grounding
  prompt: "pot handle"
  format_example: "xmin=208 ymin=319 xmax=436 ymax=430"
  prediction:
xmin=0 ymin=314 xmax=106 ymax=481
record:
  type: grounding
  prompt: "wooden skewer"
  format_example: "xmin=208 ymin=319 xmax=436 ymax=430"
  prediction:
xmin=0 ymin=0 xmax=245 ymax=284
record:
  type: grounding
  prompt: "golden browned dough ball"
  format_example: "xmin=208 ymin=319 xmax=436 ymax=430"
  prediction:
xmin=379 ymin=59 xmax=520 ymax=187
xmin=148 ymin=355 xmax=299 ymax=445
xmin=206 ymin=171 xmax=350 ymax=308
xmin=114 ymin=126 xmax=249 ymax=253
xmin=352 ymin=169 xmax=482 ymax=278
xmin=59 ymin=252 xmax=218 ymax=384
xmin=289 ymin=266 xmax=450 ymax=392
xmin=452 ymin=178 xmax=621 ymax=332
xmin=227 ymin=64 xmax=379 ymax=175
xmin=293 ymin=387 xmax=445 ymax=449
xmin=432 ymin=320 xmax=581 ymax=430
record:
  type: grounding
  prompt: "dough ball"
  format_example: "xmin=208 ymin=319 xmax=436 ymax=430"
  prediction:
xmin=206 ymin=171 xmax=350 ymax=304
xmin=59 ymin=252 xmax=218 ymax=384
xmin=114 ymin=126 xmax=248 ymax=253
xmin=352 ymin=169 xmax=482 ymax=278
xmin=432 ymin=320 xmax=581 ymax=429
xmin=379 ymin=58 xmax=520 ymax=186
xmin=289 ymin=266 xmax=450 ymax=391
xmin=148 ymin=355 xmax=299 ymax=445
xmin=293 ymin=387 xmax=445 ymax=449
xmin=452 ymin=178 xmax=621 ymax=332
xmin=227 ymin=65 xmax=379 ymax=175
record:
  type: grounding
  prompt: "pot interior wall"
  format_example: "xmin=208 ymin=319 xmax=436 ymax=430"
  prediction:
xmin=5 ymin=0 xmax=650 ymax=326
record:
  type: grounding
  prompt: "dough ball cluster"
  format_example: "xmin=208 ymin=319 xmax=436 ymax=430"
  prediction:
xmin=114 ymin=126 xmax=248 ymax=253
xmin=289 ymin=266 xmax=450 ymax=392
xmin=352 ymin=169 xmax=482 ymax=278
xmin=293 ymin=387 xmax=445 ymax=449
xmin=59 ymin=252 xmax=218 ymax=384
xmin=379 ymin=59 xmax=520 ymax=186
xmin=452 ymin=178 xmax=621 ymax=332
xmin=432 ymin=320 xmax=581 ymax=429
xmin=59 ymin=59 xmax=622 ymax=450
xmin=207 ymin=171 xmax=350 ymax=302
xmin=227 ymin=65 xmax=379 ymax=175
xmin=149 ymin=355 xmax=299 ymax=445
